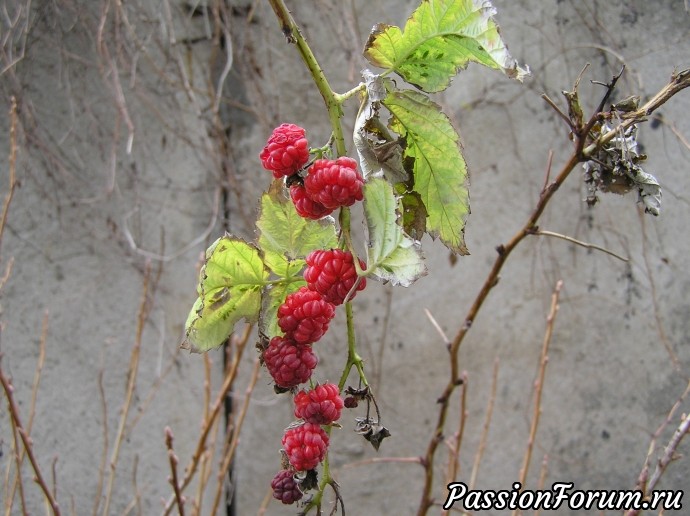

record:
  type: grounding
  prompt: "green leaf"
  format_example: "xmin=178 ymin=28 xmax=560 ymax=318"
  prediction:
xmin=183 ymin=236 xmax=268 ymax=353
xmin=262 ymin=250 xmax=305 ymax=279
xmin=364 ymin=0 xmax=528 ymax=93
xmin=257 ymin=182 xmax=338 ymax=275
xmin=260 ymin=279 xmax=306 ymax=339
xmin=384 ymin=89 xmax=470 ymax=255
xmin=363 ymin=178 xmax=427 ymax=287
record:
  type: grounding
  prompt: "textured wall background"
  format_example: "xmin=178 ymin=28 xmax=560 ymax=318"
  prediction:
xmin=1 ymin=1 xmax=689 ymax=514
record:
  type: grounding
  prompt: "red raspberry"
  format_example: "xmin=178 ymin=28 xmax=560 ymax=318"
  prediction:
xmin=304 ymin=249 xmax=367 ymax=305
xmin=304 ymin=157 xmax=364 ymax=209
xmin=278 ymin=287 xmax=335 ymax=345
xmin=263 ymin=336 xmax=318 ymax=389
xmin=290 ymin=184 xmax=334 ymax=220
xmin=294 ymin=383 xmax=344 ymax=425
xmin=271 ymin=469 xmax=303 ymax=505
xmin=259 ymin=123 xmax=310 ymax=179
xmin=282 ymin=422 xmax=329 ymax=471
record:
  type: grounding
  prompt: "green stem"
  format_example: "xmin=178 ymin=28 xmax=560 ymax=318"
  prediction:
xmin=302 ymin=449 xmax=335 ymax=513
xmin=268 ymin=3 xmax=369 ymax=513
xmin=338 ymin=301 xmax=369 ymax=390
xmin=267 ymin=0 xmax=347 ymax=156
xmin=334 ymin=82 xmax=366 ymax=104
xmin=268 ymin=0 xmax=369 ymax=387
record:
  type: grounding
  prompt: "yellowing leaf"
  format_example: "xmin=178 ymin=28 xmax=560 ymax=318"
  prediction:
xmin=363 ymin=178 xmax=427 ymax=287
xmin=385 ymin=89 xmax=470 ymax=255
xmin=183 ymin=236 xmax=267 ymax=353
xmin=364 ymin=0 xmax=528 ymax=93
xmin=257 ymin=182 xmax=337 ymax=273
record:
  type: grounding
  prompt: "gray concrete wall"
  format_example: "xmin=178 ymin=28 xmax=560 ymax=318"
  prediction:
xmin=1 ymin=1 xmax=689 ymax=515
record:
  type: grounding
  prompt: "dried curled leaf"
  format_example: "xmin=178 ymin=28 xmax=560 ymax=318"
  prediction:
xmin=583 ymin=122 xmax=661 ymax=216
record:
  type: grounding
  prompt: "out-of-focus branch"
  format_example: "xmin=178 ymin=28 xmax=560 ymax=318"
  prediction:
xmin=209 ymin=357 xmax=262 ymax=515
xmin=513 ymin=281 xmax=562 ymax=516
xmin=6 ymin=311 xmax=48 ymax=511
xmin=165 ymin=427 xmax=185 ymax=516
xmin=102 ymin=262 xmax=153 ymax=516
xmin=162 ymin=323 xmax=253 ymax=515
xmin=0 ymin=361 xmax=61 ymax=515
xmin=468 ymin=358 xmax=500 ymax=492
xmin=0 ymin=97 xmax=18 ymax=256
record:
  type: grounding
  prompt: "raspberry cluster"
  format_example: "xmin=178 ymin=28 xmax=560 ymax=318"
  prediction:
xmin=282 ymin=422 xmax=329 ymax=472
xmin=304 ymin=249 xmax=367 ymax=305
xmin=259 ymin=124 xmax=365 ymax=220
xmin=260 ymin=123 xmax=310 ymax=179
xmin=271 ymin=469 xmax=303 ymax=505
xmin=278 ymin=287 xmax=335 ymax=345
xmin=259 ymin=124 xmax=365 ymax=505
xmin=294 ymin=382 xmax=344 ymax=425
xmin=305 ymin=157 xmax=364 ymax=209
xmin=263 ymin=336 xmax=318 ymax=389
xmin=269 ymin=383 xmax=344 ymax=503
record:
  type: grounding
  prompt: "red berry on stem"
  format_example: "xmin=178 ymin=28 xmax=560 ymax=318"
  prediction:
xmin=271 ymin=469 xmax=303 ymax=505
xmin=278 ymin=287 xmax=335 ymax=345
xmin=290 ymin=184 xmax=334 ymax=220
xmin=282 ymin=422 xmax=329 ymax=471
xmin=294 ymin=383 xmax=344 ymax=425
xmin=343 ymin=396 xmax=358 ymax=409
xmin=259 ymin=123 xmax=310 ymax=179
xmin=263 ymin=336 xmax=318 ymax=389
xmin=304 ymin=249 xmax=367 ymax=305
xmin=304 ymin=157 xmax=364 ymax=209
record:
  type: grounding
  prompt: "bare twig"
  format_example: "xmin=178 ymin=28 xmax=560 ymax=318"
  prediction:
xmin=646 ymin=415 xmax=690 ymax=493
xmin=666 ymin=119 xmax=690 ymax=151
xmin=165 ymin=428 xmax=186 ymax=516
xmin=102 ymin=262 xmax=153 ymax=516
xmin=443 ymin=370 xmax=468 ymax=499
xmin=417 ymin=68 xmax=688 ymax=516
xmin=6 ymin=311 xmax=48 ymax=510
xmin=540 ymin=150 xmax=554 ymax=193
xmin=533 ymin=455 xmax=549 ymax=516
xmin=540 ymin=94 xmax=572 ymax=129
xmin=192 ymin=354 xmax=215 ymax=514
xmin=626 ymin=412 xmax=690 ymax=516
xmin=121 ymin=454 xmax=141 ymax=515
xmin=0 ymin=96 xmax=18 ymax=255
xmin=630 ymin=380 xmax=690 ymax=499
xmin=92 ymin=370 xmax=109 ymax=516
xmin=0 ymin=360 xmax=61 ymax=515
xmin=513 ymin=280 xmax=563 ymax=516
xmin=583 ymin=69 xmax=690 ymax=157
xmin=209 ymin=357 xmax=262 ymax=515
xmin=637 ymin=208 xmax=680 ymax=367
xmin=162 ymin=324 xmax=253 ymax=515
xmin=532 ymin=229 xmax=629 ymax=262
xmin=425 ymin=308 xmax=450 ymax=346
xmin=4 ymin=381 xmax=27 ymax=516
xmin=468 ymin=358 xmax=499 ymax=492
xmin=0 ymin=257 xmax=13 ymax=292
